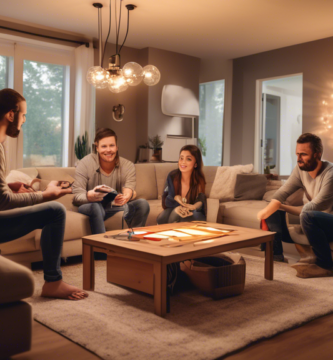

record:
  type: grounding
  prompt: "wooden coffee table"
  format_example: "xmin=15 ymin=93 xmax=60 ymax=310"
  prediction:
xmin=82 ymin=222 xmax=275 ymax=317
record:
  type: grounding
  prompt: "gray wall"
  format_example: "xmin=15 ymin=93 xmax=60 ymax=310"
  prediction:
xmin=231 ymin=36 xmax=333 ymax=165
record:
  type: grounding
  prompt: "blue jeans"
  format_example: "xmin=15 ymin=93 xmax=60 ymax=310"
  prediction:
xmin=157 ymin=207 xmax=206 ymax=224
xmin=300 ymin=211 xmax=333 ymax=269
xmin=0 ymin=202 xmax=65 ymax=282
xmin=78 ymin=199 xmax=150 ymax=234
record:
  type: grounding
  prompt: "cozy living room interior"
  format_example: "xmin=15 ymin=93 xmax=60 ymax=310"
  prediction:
xmin=1 ymin=0 xmax=333 ymax=359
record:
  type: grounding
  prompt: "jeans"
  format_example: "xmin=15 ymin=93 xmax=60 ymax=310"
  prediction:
xmin=157 ymin=207 xmax=206 ymax=224
xmin=300 ymin=211 xmax=333 ymax=269
xmin=0 ymin=202 xmax=65 ymax=282
xmin=78 ymin=199 xmax=150 ymax=234
xmin=265 ymin=210 xmax=294 ymax=256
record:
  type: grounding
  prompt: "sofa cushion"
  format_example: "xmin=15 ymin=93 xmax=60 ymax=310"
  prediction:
xmin=221 ymin=200 xmax=268 ymax=229
xmin=0 ymin=255 xmax=34 ymax=303
xmin=15 ymin=167 xmax=38 ymax=179
xmin=135 ymin=164 xmax=158 ymax=200
xmin=154 ymin=163 xmax=178 ymax=199
xmin=210 ymin=164 xmax=254 ymax=202
xmin=0 ymin=231 xmax=37 ymax=255
xmin=234 ymin=174 xmax=267 ymax=201
xmin=36 ymin=167 xmax=76 ymax=182
xmin=146 ymin=199 xmax=164 ymax=226
xmin=203 ymin=166 xmax=218 ymax=197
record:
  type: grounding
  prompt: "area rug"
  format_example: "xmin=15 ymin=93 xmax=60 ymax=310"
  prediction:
xmin=27 ymin=255 xmax=333 ymax=360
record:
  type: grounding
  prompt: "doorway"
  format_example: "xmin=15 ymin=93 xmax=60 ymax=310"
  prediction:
xmin=256 ymin=74 xmax=303 ymax=176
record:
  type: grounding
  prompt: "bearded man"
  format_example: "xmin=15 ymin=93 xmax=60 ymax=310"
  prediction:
xmin=257 ymin=133 xmax=333 ymax=277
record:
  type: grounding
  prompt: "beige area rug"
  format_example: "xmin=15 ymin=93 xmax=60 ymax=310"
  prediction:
xmin=27 ymin=256 xmax=333 ymax=360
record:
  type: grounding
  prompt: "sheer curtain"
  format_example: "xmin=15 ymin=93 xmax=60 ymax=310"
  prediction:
xmin=73 ymin=43 xmax=95 ymax=165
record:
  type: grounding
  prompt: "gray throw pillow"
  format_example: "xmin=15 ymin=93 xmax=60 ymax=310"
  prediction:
xmin=234 ymin=174 xmax=267 ymax=201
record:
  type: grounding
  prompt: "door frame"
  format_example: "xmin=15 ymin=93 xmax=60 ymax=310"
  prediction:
xmin=254 ymin=73 xmax=302 ymax=173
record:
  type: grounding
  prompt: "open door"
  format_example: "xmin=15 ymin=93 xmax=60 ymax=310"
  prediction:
xmin=261 ymin=94 xmax=280 ymax=174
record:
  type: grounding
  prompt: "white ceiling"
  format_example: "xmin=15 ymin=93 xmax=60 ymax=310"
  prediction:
xmin=1 ymin=0 xmax=333 ymax=60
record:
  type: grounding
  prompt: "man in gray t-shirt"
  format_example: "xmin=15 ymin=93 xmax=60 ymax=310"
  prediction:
xmin=257 ymin=133 xmax=333 ymax=278
xmin=72 ymin=128 xmax=150 ymax=235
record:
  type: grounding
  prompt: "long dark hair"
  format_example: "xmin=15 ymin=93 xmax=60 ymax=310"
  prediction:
xmin=172 ymin=145 xmax=206 ymax=204
xmin=94 ymin=128 xmax=119 ymax=165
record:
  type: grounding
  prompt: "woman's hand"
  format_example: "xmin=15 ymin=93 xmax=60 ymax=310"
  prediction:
xmin=175 ymin=206 xmax=193 ymax=218
xmin=174 ymin=195 xmax=184 ymax=206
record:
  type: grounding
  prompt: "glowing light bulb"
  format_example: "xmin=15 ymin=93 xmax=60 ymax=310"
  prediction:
xmin=108 ymin=72 xmax=128 ymax=93
xmin=86 ymin=66 xmax=109 ymax=89
xmin=122 ymin=62 xmax=144 ymax=86
xmin=143 ymin=65 xmax=161 ymax=86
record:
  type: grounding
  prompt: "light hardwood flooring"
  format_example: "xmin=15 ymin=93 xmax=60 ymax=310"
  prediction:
xmin=12 ymin=248 xmax=333 ymax=360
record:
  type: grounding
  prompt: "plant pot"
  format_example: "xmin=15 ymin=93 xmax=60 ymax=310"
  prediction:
xmin=138 ymin=148 xmax=149 ymax=162
xmin=150 ymin=148 xmax=162 ymax=162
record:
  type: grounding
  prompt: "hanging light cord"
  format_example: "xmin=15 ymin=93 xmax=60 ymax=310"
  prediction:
xmin=116 ymin=0 xmax=122 ymax=54
xmin=118 ymin=6 xmax=130 ymax=54
xmin=101 ymin=0 xmax=112 ymax=67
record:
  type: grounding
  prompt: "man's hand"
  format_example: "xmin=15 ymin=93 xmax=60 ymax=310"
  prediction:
xmin=113 ymin=193 xmax=131 ymax=206
xmin=257 ymin=199 xmax=281 ymax=220
xmin=175 ymin=206 xmax=193 ymax=218
xmin=42 ymin=182 xmax=73 ymax=202
xmin=87 ymin=189 xmax=107 ymax=202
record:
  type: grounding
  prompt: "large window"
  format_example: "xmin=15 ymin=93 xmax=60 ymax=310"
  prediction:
xmin=0 ymin=37 xmax=74 ymax=168
xmin=23 ymin=61 xmax=66 ymax=167
xmin=199 ymin=80 xmax=224 ymax=166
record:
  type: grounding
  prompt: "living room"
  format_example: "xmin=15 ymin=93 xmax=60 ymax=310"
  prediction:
xmin=1 ymin=1 xmax=333 ymax=359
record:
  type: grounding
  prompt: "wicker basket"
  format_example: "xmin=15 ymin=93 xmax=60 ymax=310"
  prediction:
xmin=180 ymin=252 xmax=246 ymax=299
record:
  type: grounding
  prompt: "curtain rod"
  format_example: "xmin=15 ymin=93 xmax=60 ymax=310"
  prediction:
xmin=0 ymin=25 xmax=89 ymax=48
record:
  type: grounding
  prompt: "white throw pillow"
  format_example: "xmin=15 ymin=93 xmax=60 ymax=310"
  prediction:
xmin=5 ymin=170 xmax=40 ymax=191
xmin=209 ymin=164 xmax=253 ymax=201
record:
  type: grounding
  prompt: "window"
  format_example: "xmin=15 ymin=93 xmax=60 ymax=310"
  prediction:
xmin=0 ymin=36 xmax=74 ymax=168
xmin=199 ymin=80 xmax=225 ymax=166
xmin=23 ymin=61 xmax=67 ymax=167
xmin=0 ymin=55 xmax=9 ymax=89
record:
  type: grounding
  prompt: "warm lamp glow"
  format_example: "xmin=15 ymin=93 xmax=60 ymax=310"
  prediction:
xmin=122 ymin=62 xmax=144 ymax=86
xmin=107 ymin=73 xmax=129 ymax=93
xmin=143 ymin=65 xmax=161 ymax=86
xmin=86 ymin=66 xmax=109 ymax=89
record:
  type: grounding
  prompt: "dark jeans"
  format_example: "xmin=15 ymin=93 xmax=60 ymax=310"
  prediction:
xmin=300 ymin=211 xmax=333 ymax=269
xmin=157 ymin=207 xmax=206 ymax=224
xmin=0 ymin=202 xmax=65 ymax=282
xmin=78 ymin=199 xmax=150 ymax=234
xmin=265 ymin=210 xmax=294 ymax=256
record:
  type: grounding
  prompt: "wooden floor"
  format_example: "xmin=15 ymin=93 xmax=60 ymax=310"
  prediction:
xmin=11 ymin=248 xmax=333 ymax=360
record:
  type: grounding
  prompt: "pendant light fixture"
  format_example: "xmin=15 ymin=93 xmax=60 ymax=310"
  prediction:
xmin=87 ymin=0 xmax=161 ymax=93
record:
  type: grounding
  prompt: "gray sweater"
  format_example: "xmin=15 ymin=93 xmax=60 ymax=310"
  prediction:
xmin=0 ymin=143 xmax=43 ymax=211
xmin=273 ymin=161 xmax=333 ymax=213
xmin=72 ymin=153 xmax=136 ymax=206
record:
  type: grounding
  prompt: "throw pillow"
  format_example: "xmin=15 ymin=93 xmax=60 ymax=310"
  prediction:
xmin=263 ymin=188 xmax=304 ymax=206
xmin=209 ymin=164 xmax=253 ymax=202
xmin=5 ymin=170 xmax=41 ymax=191
xmin=234 ymin=174 xmax=267 ymax=201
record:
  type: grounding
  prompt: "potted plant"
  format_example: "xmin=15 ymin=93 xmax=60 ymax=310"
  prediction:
xmin=148 ymin=135 xmax=164 ymax=162
xmin=74 ymin=131 xmax=91 ymax=162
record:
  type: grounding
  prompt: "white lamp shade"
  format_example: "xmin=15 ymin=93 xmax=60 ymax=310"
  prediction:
xmin=161 ymin=85 xmax=199 ymax=117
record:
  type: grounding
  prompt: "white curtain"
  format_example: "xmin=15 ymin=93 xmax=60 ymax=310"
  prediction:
xmin=73 ymin=43 xmax=95 ymax=165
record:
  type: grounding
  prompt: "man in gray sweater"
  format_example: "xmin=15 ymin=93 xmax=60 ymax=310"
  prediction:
xmin=0 ymin=88 xmax=87 ymax=300
xmin=257 ymin=133 xmax=333 ymax=278
xmin=72 ymin=128 xmax=150 ymax=235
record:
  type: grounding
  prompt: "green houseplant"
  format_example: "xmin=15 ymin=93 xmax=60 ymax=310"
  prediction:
xmin=74 ymin=131 xmax=91 ymax=161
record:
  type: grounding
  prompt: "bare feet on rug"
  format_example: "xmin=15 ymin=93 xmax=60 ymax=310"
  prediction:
xmin=41 ymin=280 xmax=89 ymax=300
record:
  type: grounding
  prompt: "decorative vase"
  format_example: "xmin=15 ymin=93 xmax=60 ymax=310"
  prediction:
xmin=150 ymin=148 xmax=162 ymax=162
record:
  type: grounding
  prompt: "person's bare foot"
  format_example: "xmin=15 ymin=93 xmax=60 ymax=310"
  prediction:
xmin=41 ymin=280 xmax=89 ymax=300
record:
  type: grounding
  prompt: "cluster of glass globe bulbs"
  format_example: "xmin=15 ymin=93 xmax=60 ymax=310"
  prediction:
xmin=87 ymin=62 xmax=160 ymax=93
